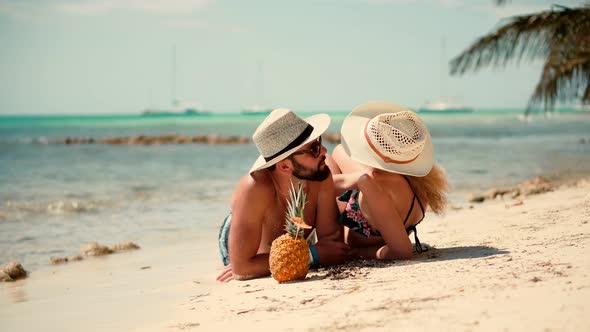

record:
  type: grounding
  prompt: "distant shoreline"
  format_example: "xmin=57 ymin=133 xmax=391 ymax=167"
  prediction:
xmin=50 ymin=132 xmax=343 ymax=145
xmin=1 ymin=107 xmax=589 ymax=118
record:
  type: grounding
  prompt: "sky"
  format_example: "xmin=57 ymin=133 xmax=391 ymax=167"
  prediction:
xmin=0 ymin=0 xmax=585 ymax=114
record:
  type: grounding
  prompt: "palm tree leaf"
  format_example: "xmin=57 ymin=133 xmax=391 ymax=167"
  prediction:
xmin=451 ymin=5 xmax=590 ymax=74
xmin=451 ymin=4 xmax=590 ymax=110
xmin=529 ymin=50 xmax=590 ymax=111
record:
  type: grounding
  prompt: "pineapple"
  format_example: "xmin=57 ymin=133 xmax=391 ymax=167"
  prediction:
xmin=269 ymin=181 xmax=312 ymax=283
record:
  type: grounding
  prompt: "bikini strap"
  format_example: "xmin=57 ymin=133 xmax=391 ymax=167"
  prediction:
xmin=401 ymin=176 xmax=425 ymax=253
xmin=402 ymin=176 xmax=426 ymax=222
xmin=406 ymin=225 xmax=423 ymax=253
xmin=402 ymin=194 xmax=416 ymax=226
xmin=415 ymin=194 xmax=426 ymax=221
xmin=338 ymin=189 xmax=355 ymax=202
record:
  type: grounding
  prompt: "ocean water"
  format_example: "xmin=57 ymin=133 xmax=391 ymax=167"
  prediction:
xmin=1 ymin=109 xmax=589 ymax=272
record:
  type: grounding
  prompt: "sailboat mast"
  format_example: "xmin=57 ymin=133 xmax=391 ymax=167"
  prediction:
xmin=440 ymin=37 xmax=447 ymax=104
xmin=256 ymin=60 xmax=264 ymax=107
xmin=171 ymin=46 xmax=177 ymax=107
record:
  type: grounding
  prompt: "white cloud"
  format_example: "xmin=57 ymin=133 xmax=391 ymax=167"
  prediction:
xmin=227 ymin=25 xmax=252 ymax=33
xmin=0 ymin=1 xmax=47 ymax=21
xmin=164 ymin=17 xmax=207 ymax=29
xmin=0 ymin=0 xmax=213 ymax=20
xmin=489 ymin=4 xmax=553 ymax=19
xmin=362 ymin=0 xmax=468 ymax=8
xmin=54 ymin=0 xmax=213 ymax=16
xmin=364 ymin=0 xmax=418 ymax=4
xmin=437 ymin=0 xmax=465 ymax=8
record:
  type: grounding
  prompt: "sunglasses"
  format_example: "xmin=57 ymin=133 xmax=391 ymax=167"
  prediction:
xmin=291 ymin=136 xmax=323 ymax=158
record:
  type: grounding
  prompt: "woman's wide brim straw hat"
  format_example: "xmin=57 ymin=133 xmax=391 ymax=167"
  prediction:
xmin=341 ymin=101 xmax=434 ymax=177
xmin=249 ymin=108 xmax=331 ymax=174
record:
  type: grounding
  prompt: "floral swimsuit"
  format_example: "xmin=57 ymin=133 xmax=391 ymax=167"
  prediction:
xmin=338 ymin=178 xmax=426 ymax=253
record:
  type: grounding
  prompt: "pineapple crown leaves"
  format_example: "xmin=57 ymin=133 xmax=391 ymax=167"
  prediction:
xmin=285 ymin=181 xmax=311 ymax=238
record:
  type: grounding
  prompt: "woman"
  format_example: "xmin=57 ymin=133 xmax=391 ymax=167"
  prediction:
xmin=326 ymin=101 xmax=448 ymax=260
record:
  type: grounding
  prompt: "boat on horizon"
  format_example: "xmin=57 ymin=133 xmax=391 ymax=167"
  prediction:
xmin=142 ymin=46 xmax=210 ymax=116
xmin=573 ymin=104 xmax=590 ymax=112
xmin=418 ymin=101 xmax=474 ymax=114
xmin=240 ymin=104 xmax=273 ymax=116
xmin=240 ymin=61 xmax=273 ymax=116
xmin=420 ymin=37 xmax=473 ymax=114
xmin=141 ymin=109 xmax=211 ymax=116
xmin=142 ymin=101 xmax=211 ymax=116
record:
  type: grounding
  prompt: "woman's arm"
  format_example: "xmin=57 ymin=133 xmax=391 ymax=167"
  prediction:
xmin=350 ymin=244 xmax=411 ymax=260
xmin=346 ymin=227 xmax=386 ymax=248
xmin=357 ymin=173 xmax=414 ymax=260
xmin=332 ymin=173 xmax=364 ymax=196
xmin=326 ymin=148 xmax=365 ymax=196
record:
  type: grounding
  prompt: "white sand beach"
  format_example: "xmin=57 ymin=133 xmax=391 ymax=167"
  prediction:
xmin=1 ymin=178 xmax=589 ymax=332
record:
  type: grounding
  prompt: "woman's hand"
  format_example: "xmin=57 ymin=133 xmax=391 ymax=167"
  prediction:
xmin=357 ymin=169 xmax=414 ymax=260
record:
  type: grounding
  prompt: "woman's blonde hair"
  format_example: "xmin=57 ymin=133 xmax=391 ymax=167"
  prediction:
xmin=406 ymin=164 xmax=449 ymax=215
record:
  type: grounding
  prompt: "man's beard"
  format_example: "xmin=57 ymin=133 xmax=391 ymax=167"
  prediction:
xmin=290 ymin=156 xmax=330 ymax=182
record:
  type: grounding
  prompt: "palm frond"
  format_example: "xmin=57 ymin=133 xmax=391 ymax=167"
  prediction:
xmin=450 ymin=4 xmax=590 ymax=111
xmin=529 ymin=49 xmax=590 ymax=111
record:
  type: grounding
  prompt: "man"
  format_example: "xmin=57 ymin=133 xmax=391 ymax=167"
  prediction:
xmin=216 ymin=109 xmax=350 ymax=282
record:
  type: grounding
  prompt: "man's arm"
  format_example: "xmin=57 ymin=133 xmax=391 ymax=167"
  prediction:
xmin=227 ymin=177 xmax=273 ymax=280
xmin=315 ymin=172 xmax=339 ymax=238
xmin=313 ymin=172 xmax=350 ymax=265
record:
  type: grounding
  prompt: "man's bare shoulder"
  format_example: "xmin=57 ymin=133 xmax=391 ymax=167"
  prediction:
xmin=231 ymin=170 xmax=276 ymax=206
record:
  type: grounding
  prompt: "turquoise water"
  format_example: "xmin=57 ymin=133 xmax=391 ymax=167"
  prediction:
xmin=1 ymin=109 xmax=589 ymax=271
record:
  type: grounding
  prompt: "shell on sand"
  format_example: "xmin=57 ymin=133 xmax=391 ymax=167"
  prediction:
xmin=467 ymin=176 xmax=555 ymax=203
xmin=55 ymin=241 xmax=140 ymax=264
xmin=0 ymin=262 xmax=27 ymax=281
xmin=110 ymin=241 xmax=140 ymax=252
xmin=80 ymin=242 xmax=113 ymax=256
xmin=49 ymin=257 xmax=68 ymax=265
xmin=50 ymin=255 xmax=84 ymax=265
